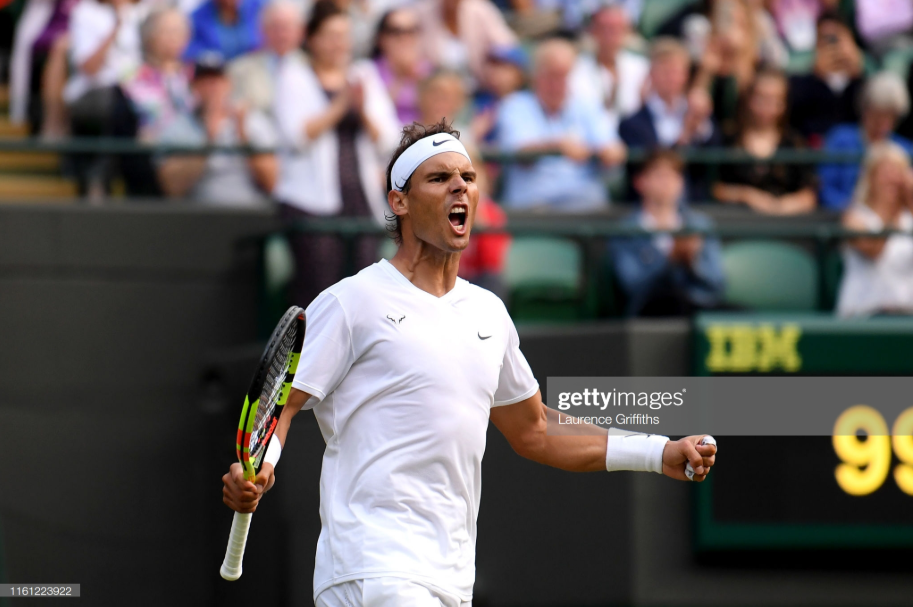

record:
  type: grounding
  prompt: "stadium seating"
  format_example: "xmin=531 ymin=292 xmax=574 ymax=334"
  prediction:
xmin=882 ymin=46 xmax=913 ymax=80
xmin=721 ymin=240 xmax=820 ymax=311
xmin=0 ymin=85 xmax=77 ymax=200
xmin=822 ymin=247 xmax=845 ymax=311
xmin=504 ymin=236 xmax=584 ymax=322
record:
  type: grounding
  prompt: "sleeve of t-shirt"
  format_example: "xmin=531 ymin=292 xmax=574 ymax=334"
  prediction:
xmin=244 ymin=110 xmax=279 ymax=151
xmin=70 ymin=4 xmax=113 ymax=65
xmin=291 ymin=291 xmax=356 ymax=410
xmin=492 ymin=311 xmax=539 ymax=407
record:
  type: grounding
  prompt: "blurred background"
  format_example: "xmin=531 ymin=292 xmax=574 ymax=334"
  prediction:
xmin=1 ymin=0 xmax=913 ymax=605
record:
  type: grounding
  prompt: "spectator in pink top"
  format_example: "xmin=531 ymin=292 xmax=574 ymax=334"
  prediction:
xmin=854 ymin=0 xmax=913 ymax=55
xmin=122 ymin=7 xmax=194 ymax=141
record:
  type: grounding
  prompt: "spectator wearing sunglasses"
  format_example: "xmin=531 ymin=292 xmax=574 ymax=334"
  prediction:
xmin=368 ymin=6 xmax=431 ymax=125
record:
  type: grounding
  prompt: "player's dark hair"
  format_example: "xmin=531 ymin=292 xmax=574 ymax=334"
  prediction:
xmin=384 ymin=119 xmax=462 ymax=245
xmin=306 ymin=0 xmax=345 ymax=42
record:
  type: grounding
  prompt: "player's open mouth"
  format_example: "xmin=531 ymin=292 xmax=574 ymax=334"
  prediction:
xmin=448 ymin=205 xmax=467 ymax=233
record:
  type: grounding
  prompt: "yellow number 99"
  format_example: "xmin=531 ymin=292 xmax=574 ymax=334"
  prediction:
xmin=893 ymin=408 xmax=913 ymax=496
xmin=833 ymin=405 xmax=892 ymax=496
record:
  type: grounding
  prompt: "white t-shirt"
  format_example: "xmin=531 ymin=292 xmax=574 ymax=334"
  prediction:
xmin=570 ymin=50 xmax=650 ymax=121
xmin=837 ymin=206 xmax=913 ymax=317
xmin=292 ymin=260 xmax=539 ymax=602
xmin=64 ymin=0 xmax=147 ymax=103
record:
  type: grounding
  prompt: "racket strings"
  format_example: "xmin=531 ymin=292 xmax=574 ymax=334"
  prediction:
xmin=250 ymin=324 xmax=298 ymax=456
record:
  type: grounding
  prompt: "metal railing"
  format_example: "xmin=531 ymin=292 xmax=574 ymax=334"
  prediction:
xmin=274 ymin=216 xmax=895 ymax=239
xmin=0 ymin=137 xmax=868 ymax=165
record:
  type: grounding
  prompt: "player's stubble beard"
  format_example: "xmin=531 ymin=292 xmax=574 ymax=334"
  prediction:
xmin=404 ymin=183 xmax=479 ymax=264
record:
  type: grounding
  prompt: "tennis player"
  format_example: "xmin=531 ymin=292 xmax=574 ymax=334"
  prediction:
xmin=222 ymin=121 xmax=717 ymax=607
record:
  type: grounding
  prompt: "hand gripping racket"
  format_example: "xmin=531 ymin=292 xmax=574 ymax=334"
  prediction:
xmin=220 ymin=306 xmax=306 ymax=581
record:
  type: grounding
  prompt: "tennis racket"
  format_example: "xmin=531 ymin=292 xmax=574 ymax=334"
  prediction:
xmin=220 ymin=305 xmax=306 ymax=581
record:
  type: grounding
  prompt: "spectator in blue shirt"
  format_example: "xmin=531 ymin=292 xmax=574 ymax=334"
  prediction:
xmin=819 ymin=71 xmax=913 ymax=212
xmin=609 ymin=149 xmax=725 ymax=317
xmin=184 ymin=0 xmax=265 ymax=63
xmin=494 ymin=38 xmax=626 ymax=212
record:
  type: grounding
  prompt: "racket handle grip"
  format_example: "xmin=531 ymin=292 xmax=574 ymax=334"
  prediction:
xmin=220 ymin=511 xmax=252 ymax=581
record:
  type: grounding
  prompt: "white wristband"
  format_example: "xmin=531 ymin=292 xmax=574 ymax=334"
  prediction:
xmin=605 ymin=427 xmax=669 ymax=474
xmin=263 ymin=434 xmax=282 ymax=468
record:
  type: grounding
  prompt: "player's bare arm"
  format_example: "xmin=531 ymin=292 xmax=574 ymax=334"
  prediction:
xmin=222 ymin=387 xmax=312 ymax=513
xmin=490 ymin=391 xmax=717 ymax=480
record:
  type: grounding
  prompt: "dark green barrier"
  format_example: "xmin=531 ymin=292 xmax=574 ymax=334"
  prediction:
xmin=695 ymin=313 xmax=913 ymax=375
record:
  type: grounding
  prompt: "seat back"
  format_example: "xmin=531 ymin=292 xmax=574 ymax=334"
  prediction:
xmin=722 ymin=240 xmax=819 ymax=311
xmin=504 ymin=237 xmax=583 ymax=322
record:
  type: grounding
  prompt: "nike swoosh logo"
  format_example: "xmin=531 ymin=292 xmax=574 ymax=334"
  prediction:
xmin=432 ymin=140 xmax=447 ymax=146
xmin=478 ymin=333 xmax=492 ymax=340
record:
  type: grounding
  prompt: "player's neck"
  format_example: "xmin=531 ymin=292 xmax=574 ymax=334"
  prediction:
xmin=389 ymin=242 xmax=461 ymax=298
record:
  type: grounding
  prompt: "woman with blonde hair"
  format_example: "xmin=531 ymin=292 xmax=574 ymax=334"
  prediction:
xmin=836 ymin=141 xmax=913 ymax=317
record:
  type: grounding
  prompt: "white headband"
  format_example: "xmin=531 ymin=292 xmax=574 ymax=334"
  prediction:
xmin=390 ymin=134 xmax=471 ymax=192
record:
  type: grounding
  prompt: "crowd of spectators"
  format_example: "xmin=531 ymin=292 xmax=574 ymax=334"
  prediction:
xmin=5 ymin=0 xmax=913 ymax=317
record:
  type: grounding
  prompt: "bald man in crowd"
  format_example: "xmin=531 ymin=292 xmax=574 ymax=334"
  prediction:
xmin=494 ymin=38 xmax=627 ymax=212
xmin=227 ymin=0 xmax=308 ymax=116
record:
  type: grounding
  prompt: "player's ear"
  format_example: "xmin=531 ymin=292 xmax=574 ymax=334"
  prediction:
xmin=388 ymin=189 xmax=408 ymax=218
